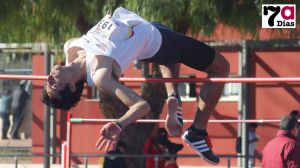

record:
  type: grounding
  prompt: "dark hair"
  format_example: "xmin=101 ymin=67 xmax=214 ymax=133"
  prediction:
xmin=41 ymin=80 xmax=84 ymax=111
xmin=290 ymin=110 xmax=300 ymax=118
xmin=280 ymin=115 xmax=299 ymax=131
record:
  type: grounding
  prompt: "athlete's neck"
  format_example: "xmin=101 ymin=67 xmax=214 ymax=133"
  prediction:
xmin=67 ymin=53 xmax=87 ymax=83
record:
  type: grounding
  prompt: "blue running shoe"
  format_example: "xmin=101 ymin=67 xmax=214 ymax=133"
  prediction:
xmin=182 ymin=129 xmax=220 ymax=165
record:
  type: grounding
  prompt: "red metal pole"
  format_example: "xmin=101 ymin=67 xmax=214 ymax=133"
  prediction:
xmin=66 ymin=112 xmax=72 ymax=168
xmin=61 ymin=141 xmax=67 ymax=168
xmin=0 ymin=74 xmax=300 ymax=83
xmin=0 ymin=74 xmax=48 ymax=80
xmin=119 ymin=77 xmax=300 ymax=83
xmin=70 ymin=118 xmax=286 ymax=123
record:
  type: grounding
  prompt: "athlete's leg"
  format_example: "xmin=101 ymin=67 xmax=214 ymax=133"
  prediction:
xmin=181 ymin=52 xmax=229 ymax=165
xmin=159 ymin=63 xmax=183 ymax=136
xmin=147 ymin=22 xmax=230 ymax=164
xmin=193 ymin=52 xmax=230 ymax=130
xmin=159 ymin=63 xmax=181 ymax=103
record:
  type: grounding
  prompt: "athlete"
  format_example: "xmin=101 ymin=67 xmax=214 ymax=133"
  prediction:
xmin=41 ymin=7 xmax=230 ymax=165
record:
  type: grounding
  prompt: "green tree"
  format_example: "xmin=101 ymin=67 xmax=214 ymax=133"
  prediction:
xmin=1 ymin=0 xmax=299 ymax=167
xmin=1 ymin=0 xmax=299 ymax=43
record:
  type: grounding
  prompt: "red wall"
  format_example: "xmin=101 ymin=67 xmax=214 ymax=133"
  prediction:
xmin=32 ymin=55 xmax=46 ymax=163
xmin=32 ymin=51 xmax=240 ymax=166
xmin=199 ymin=23 xmax=300 ymax=41
xmin=252 ymin=51 xmax=300 ymax=165
xmin=31 ymin=25 xmax=300 ymax=166
xmin=32 ymin=50 xmax=300 ymax=167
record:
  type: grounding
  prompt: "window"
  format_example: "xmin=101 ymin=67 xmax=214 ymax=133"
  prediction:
xmin=220 ymin=83 xmax=240 ymax=101
xmin=178 ymin=76 xmax=241 ymax=102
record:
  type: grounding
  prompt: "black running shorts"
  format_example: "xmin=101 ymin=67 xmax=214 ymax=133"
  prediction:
xmin=142 ymin=22 xmax=215 ymax=71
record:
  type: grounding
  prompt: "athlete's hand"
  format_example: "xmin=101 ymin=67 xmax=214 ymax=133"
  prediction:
xmin=106 ymin=10 xmax=112 ymax=18
xmin=95 ymin=122 xmax=122 ymax=151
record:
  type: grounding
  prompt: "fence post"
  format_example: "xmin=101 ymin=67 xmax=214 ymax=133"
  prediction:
xmin=14 ymin=156 xmax=18 ymax=168
xmin=66 ymin=112 xmax=72 ymax=168
xmin=61 ymin=141 xmax=67 ymax=168
xmin=227 ymin=156 xmax=231 ymax=168
xmin=43 ymin=43 xmax=51 ymax=168
xmin=154 ymin=156 xmax=159 ymax=168
xmin=239 ymin=40 xmax=250 ymax=168
xmin=84 ymin=157 xmax=88 ymax=168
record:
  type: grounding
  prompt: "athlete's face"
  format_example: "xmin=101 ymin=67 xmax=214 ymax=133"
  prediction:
xmin=46 ymin=65 xmax=71 ymax=98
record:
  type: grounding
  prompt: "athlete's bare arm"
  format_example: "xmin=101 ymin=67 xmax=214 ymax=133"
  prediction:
xmin=92 ymin=55 xmax=150 ymax=151
xmin=91 ymin=56 xmax=151 ymax=127
xmin=63 ymin=38 xmax=82 ymax=65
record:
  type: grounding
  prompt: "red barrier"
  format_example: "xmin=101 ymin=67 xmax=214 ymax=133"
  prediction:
xmin=0 ymin=74 xmax=48 ymax=80
xmin=119 ymin=77 xmax=300 ymax=83
xmin=70 ymin=118 xmax=287 ymax=123
xmin=0 ymin=74 xmax=300 ymax=83
xmin=66 ymin=112 xmax=72 ymax=168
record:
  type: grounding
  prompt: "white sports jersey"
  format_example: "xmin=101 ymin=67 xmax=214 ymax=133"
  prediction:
xmin=65 ymin=7 xmax=162 ymax=86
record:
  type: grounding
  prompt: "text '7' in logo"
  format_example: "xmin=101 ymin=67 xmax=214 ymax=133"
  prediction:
xmin=262 ymin=4 xmax=296 ymax=28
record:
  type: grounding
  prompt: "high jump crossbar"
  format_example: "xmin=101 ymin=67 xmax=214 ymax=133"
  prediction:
xmin=70 ymin=118 xmax=285 ymax=124
xmin=0 ymin=74 xmax=300 ymax=83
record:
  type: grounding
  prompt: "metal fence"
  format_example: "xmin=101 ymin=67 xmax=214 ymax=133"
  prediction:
xmin=0 ymin=153 xmax=257 ymax=168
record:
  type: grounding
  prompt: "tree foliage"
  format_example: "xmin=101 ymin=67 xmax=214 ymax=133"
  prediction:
xmin=1 ymin=0 xmax=299 ymax=44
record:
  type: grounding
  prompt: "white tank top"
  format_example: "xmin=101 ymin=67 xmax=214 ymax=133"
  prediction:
xmin=66 ymin=7 xmax=162 ymax=86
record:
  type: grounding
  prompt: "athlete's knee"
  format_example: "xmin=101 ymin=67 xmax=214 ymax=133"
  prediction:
xmin=221 ymin=56 xmax=230 ymax=76
xmin=206 ymin=52 xmax=230 ymax=76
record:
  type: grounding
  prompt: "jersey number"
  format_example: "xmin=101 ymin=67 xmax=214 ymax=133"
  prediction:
xmin=99 ymin=20 xmax=114 ymax=30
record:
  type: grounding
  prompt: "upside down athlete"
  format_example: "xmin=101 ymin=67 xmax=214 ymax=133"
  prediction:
xmin=42 ymin=7 xmax=230 ymax=165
